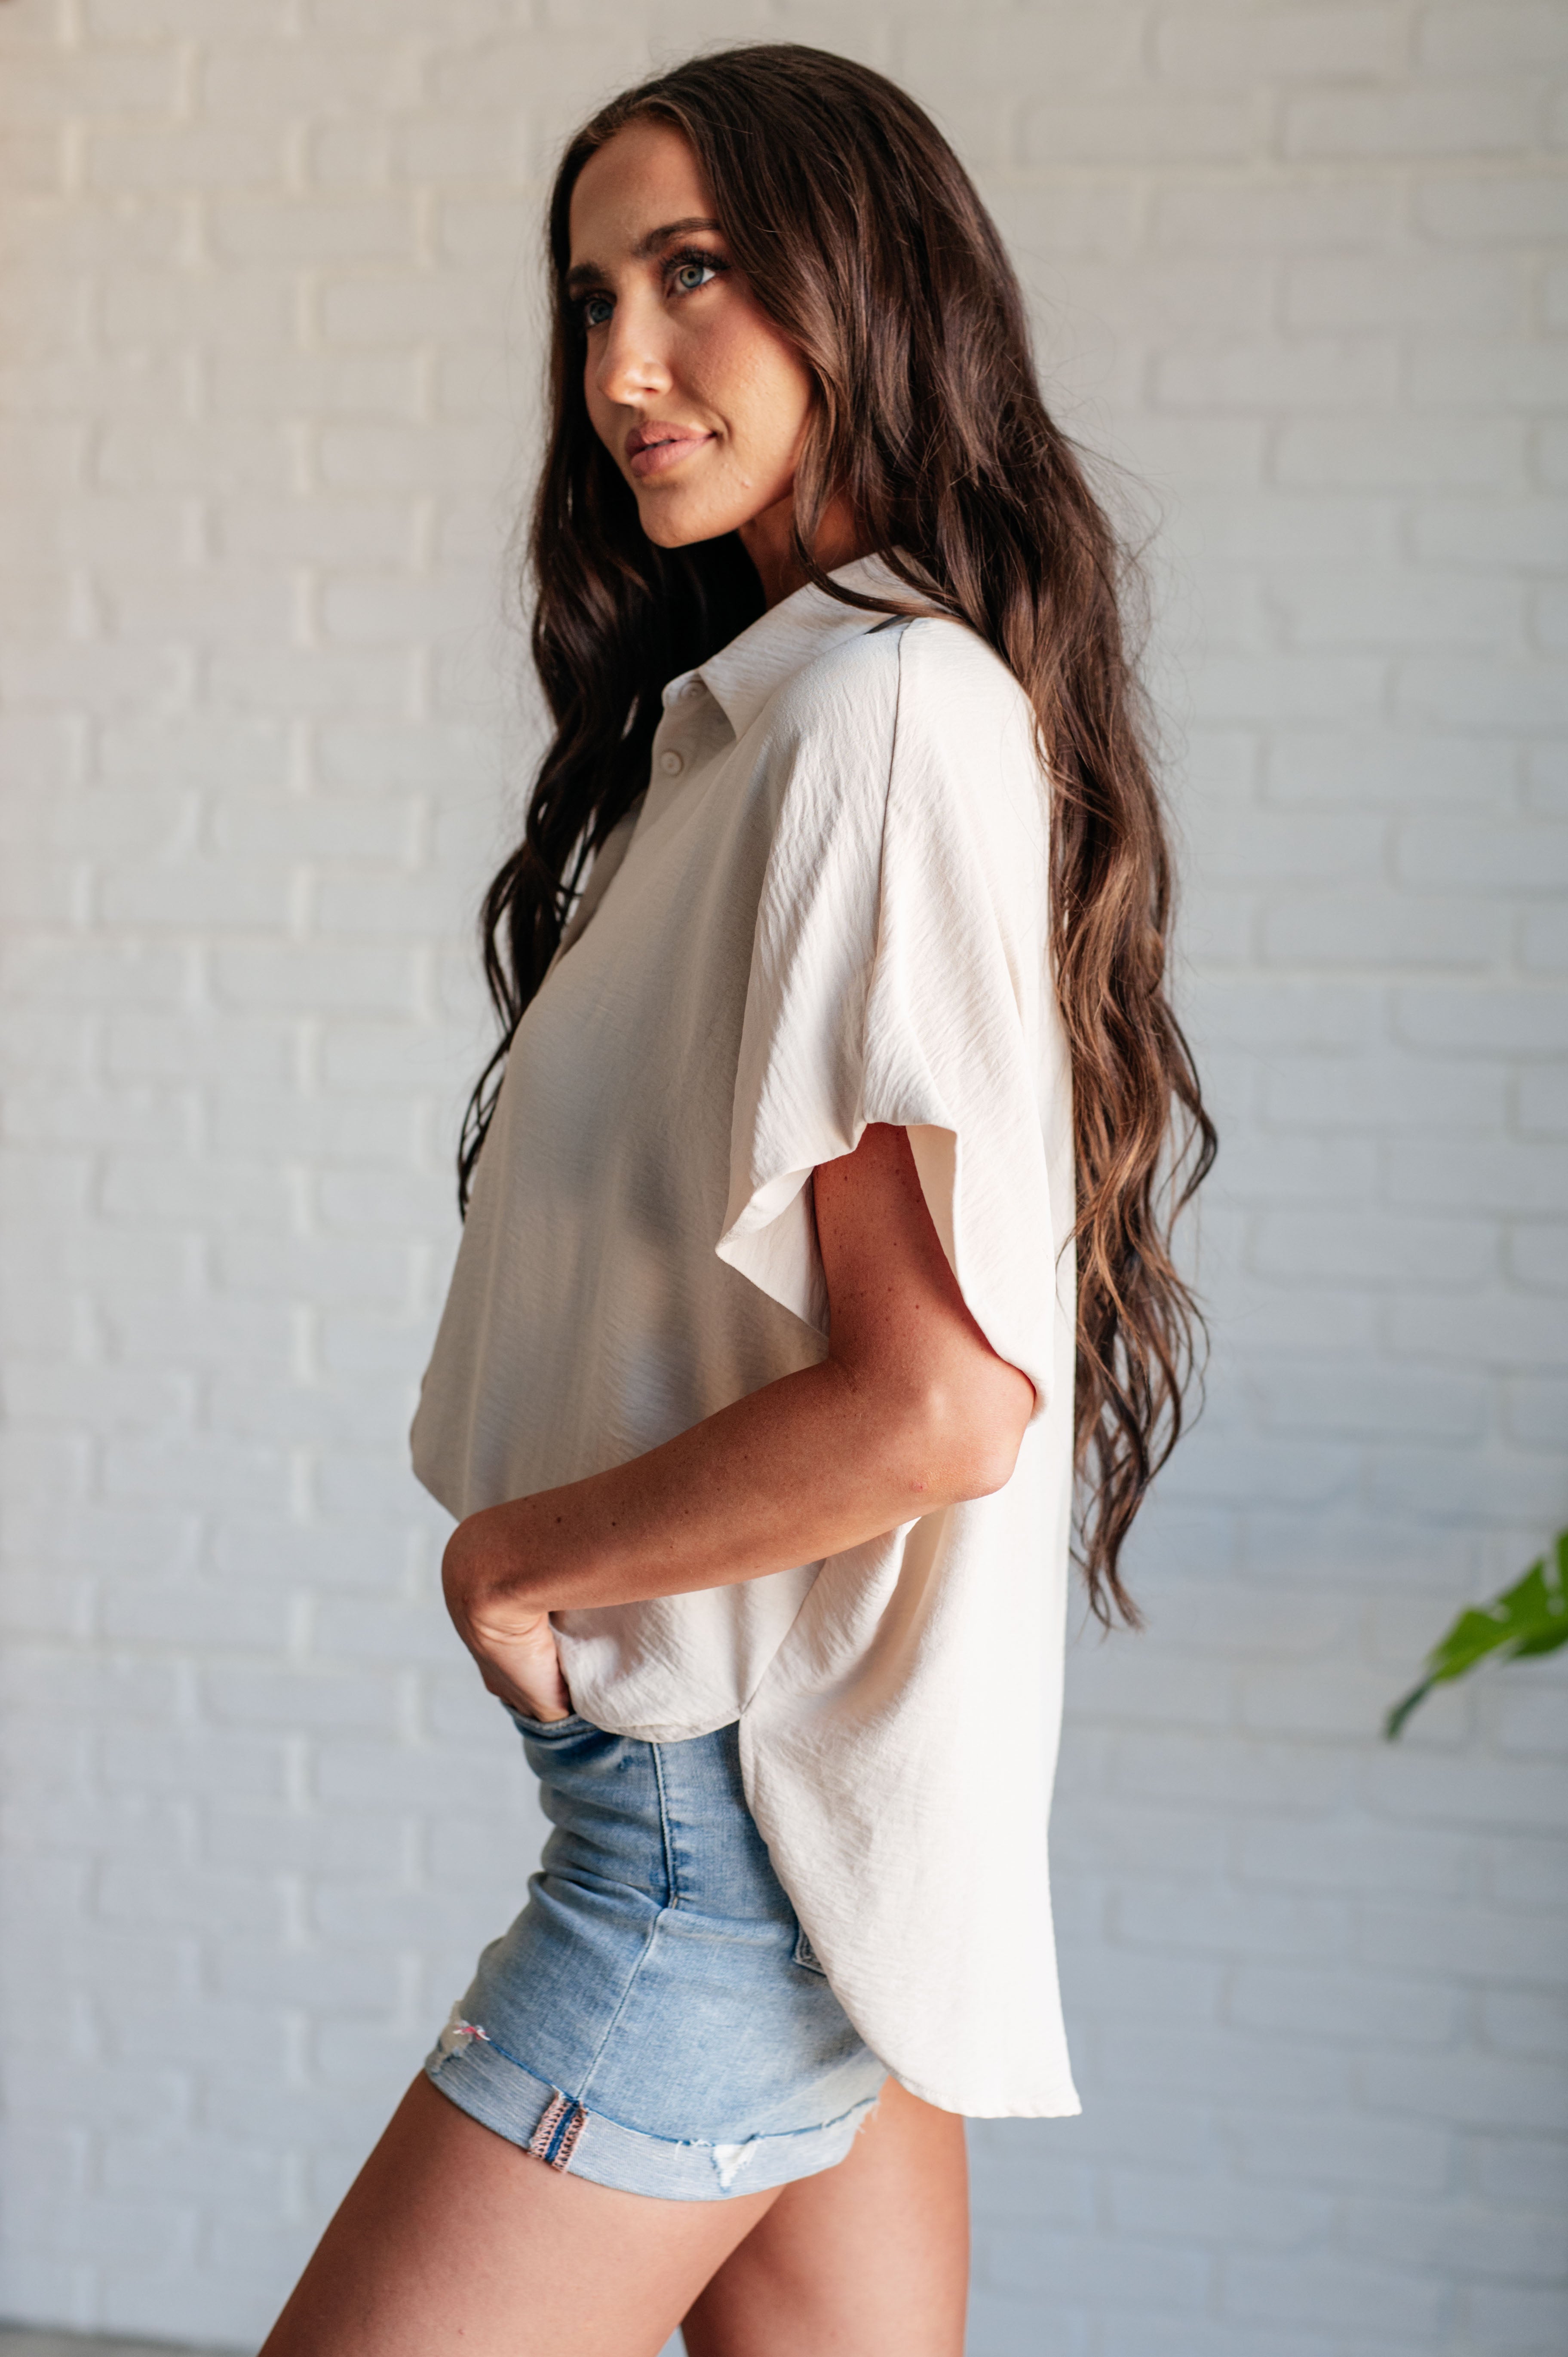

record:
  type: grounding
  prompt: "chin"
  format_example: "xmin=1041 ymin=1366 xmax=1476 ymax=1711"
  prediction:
xmin=637 ymin=504 xmax=719 ymax=551
xmin=632 ymin=492 xmax=745 ymax=551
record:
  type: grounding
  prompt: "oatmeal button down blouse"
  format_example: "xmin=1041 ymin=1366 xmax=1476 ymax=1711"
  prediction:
xmin=411 ymin=555 xmax=1080 ymax=2118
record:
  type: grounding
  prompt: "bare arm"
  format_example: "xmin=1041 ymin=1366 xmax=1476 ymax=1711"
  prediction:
xmin=441 ymin=1122 xmax=1035 ymax=1718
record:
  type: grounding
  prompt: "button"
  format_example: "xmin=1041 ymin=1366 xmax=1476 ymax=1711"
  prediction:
xmin=658 ymin=749 xmax=684 ymax=776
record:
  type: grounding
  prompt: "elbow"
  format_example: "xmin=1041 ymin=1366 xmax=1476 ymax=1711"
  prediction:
xmin=960 ymin=1424 xmax=1030 ymax=1501
xmin=898 ymin=1357 xmax=1035 ymax=1508
xmin=952 ymin=1376 xmax=1034 ymax=1500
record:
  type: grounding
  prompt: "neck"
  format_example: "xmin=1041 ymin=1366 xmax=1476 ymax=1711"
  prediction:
xmin=739 ymin=491 xmax=868 ymax=610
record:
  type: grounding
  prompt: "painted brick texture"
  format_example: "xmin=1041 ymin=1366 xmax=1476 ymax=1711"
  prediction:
xmin=1 ymin=3 xmax=1564 ymax=2351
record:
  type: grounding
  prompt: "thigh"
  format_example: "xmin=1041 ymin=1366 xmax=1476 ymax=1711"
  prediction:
xmin=259 ymin=2075 xmax=780 ymax=2357
xmin=679 ymin=2079 xmax=970 ymax=2357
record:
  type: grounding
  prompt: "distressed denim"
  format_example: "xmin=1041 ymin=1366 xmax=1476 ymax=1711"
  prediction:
xmin=424 ymin=1712 xmax=886 ymax=2200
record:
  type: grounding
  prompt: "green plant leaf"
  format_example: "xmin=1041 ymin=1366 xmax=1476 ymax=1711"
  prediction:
xmin=1383 ymin=1530 xmax=1568 ymax=1740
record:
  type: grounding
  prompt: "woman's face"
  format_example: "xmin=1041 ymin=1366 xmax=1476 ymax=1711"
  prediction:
xmin=566 ymin=121 xmax=816 ymax=559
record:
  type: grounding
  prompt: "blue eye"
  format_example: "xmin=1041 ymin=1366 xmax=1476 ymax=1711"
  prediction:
xmin=571 ymin=249 xmax=726 ymax=332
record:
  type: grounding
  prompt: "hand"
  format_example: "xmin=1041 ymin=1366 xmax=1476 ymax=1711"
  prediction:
xmin=441 ymin=1513 xmax=574 ymax=1723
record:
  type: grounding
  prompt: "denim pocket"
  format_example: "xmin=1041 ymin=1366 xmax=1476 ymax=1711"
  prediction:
xmin=504 ymin=1703 xmax=591 ymax=1740
xmin=793 ymin=1924 xmax=827 ymax=1977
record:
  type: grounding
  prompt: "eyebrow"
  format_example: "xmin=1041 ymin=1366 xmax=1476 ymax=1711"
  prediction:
xmin=565 ymin=217 xmax=724 ymax=295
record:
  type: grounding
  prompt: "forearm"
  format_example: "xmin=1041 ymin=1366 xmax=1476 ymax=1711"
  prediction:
xmin=450 ymin=1348 xmax=1019 ymax=1617
xmin=441 ymin=1128 xmax=1034 ymax=1719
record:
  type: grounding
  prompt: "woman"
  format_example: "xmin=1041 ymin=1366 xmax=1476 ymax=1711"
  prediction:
xmin=263 ymin=43 xmax=1212 ymax=2357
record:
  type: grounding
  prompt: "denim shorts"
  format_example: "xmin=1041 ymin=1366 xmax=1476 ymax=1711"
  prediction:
xmin=423 ymin=1711 xmax=887 ymax=2201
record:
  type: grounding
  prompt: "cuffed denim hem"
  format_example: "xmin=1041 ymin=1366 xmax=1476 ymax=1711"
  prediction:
xmin=424 ymin=2007 xmax=884 ymax=2203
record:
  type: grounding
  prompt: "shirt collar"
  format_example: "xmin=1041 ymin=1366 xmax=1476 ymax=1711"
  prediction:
xmin=681 ymin=552 xmax=918 ymax=743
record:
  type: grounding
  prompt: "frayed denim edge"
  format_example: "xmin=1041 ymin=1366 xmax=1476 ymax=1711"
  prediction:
xmin=423 ymin=2011 xmax=884 ymax=2204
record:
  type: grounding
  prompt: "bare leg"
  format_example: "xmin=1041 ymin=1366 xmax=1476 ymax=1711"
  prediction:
xmin=259 ymin=2075 xmax=782 ymax=2357
xmin=680 ymin=2079 xmax=969 ymax=2357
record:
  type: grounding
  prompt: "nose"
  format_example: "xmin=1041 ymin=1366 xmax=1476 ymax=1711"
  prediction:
xmin=594 ymin=295 xmax=672 ymax=410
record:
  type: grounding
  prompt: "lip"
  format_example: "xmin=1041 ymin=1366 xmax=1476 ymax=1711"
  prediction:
xmin=625 ymin=420 xmax=714 ymax=479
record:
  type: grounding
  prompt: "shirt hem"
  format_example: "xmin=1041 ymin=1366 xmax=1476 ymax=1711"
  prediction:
xmin=891 ymin=2065 xmax=1084 ymax=2121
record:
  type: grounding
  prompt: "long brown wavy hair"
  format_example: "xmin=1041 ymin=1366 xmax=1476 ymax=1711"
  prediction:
xmin=461 ymin=43 xmax=1215 ymax=1624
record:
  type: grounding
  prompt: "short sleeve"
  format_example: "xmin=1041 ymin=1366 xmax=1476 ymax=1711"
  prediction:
xmin=716 ymin=617 xmax=1066 ymax=1408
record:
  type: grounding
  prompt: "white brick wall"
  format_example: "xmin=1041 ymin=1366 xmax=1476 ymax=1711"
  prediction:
xmin=1 ymin=3 xmax=1563 ymax=2350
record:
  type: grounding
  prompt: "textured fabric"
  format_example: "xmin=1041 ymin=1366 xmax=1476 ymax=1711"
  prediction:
xmin=412 ymin=556 xmax=1080 ymax=2116
xmin=424 ymin=1711 xmax=884 ymax=2199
